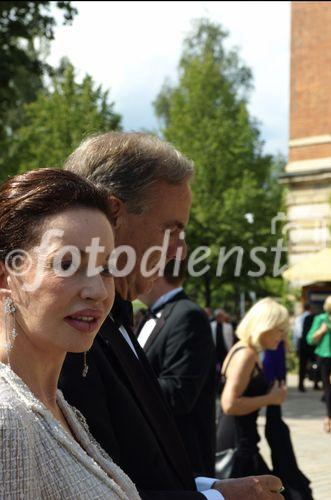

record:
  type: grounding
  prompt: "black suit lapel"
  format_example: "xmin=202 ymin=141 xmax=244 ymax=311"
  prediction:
xmin=143 ymin=305 xmax=173 ymax=352
xmin=141 ymin=290 xmax=187 ymax=352
xmin=98 ymin=315 xmax=195 ymax=490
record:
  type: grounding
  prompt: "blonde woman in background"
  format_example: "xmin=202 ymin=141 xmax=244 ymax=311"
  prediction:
xmin=215 ymin=298 xmax=313 ymax=500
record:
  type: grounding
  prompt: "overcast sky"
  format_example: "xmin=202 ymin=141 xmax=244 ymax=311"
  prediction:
xmin=48 ymin=1 xmax=291 ymax=156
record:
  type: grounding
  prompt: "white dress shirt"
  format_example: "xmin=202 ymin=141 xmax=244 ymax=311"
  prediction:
xmin=138 ymin=316 xmax=158 ymax=348
xmin=293 ymin=310 xmax=310 ymax=350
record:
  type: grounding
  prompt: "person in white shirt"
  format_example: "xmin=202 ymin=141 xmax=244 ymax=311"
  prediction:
xmin=292 ymin=303 xmax=311 ymax=352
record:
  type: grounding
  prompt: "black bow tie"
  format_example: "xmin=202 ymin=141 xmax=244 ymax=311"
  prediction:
xmin=111 ymin=293 xmax=134 ymax=330
xmin=135 ymin=307 xmax=158 ymax=336
xmin=145 ymin=308 xmax=158 ymax=321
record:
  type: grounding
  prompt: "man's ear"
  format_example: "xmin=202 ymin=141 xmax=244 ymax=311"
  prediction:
xmin=108 ymin=196 xmax=126 ymax=230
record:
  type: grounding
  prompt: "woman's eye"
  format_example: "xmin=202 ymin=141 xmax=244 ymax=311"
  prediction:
xmin=61 ymin=260 xmax=73 ymax=271
xmin=52 ymin=253 xmax=81 ymax=276
xmin=52 ymin=259 xmax=73 ymax=271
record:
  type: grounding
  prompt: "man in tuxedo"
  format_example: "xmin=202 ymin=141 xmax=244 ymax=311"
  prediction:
xmin=59 ymin=131 xmax=284 ymax=500
xmin=211 ymin=310 xmax=229 ymax=370
xmin=137 ymin=260 xmax=216 ymax=477
xmin=294 ymin=303 xmax=320 ymax=391
xmin=293 ymin=303 xmax=311 ymax=391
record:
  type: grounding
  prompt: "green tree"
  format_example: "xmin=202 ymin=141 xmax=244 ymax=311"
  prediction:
xmin=154 ymin=19 xmax=285 ymax=310
xmin=6 ymin=59 xmax=121 ymax=174
xmin=0 ymin=1 xmax=77 ymax=177
xmin=0 ymin=1 xmax=77 ymax=118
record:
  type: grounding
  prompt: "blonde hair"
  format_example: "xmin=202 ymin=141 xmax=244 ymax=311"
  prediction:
xmin=236 ymin=298 xmax=289 ymax=348
xmin=323 ymin=295 xmax=331 ymax=314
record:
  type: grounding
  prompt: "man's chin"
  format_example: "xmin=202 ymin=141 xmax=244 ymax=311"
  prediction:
xmin=137 ymin=275 xmax=158 ymax=295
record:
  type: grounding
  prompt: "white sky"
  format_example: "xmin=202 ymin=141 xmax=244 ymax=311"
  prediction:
xmin=48 ymin=1 xmax=291 ymax=156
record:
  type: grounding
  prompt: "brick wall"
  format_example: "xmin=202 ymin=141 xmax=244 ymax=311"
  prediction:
xmin=290 ymin=1 xmax=331 ymax=162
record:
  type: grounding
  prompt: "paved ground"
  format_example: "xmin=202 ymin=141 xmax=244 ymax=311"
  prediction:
xmin=258 ymin=374 xmax=331 ymax=500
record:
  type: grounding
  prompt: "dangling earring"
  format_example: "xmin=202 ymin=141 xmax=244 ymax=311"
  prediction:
xmin=3 ymin=296 xmax=17 ymax=360
xmin=82 ymin=351 xmax=89 ymax=378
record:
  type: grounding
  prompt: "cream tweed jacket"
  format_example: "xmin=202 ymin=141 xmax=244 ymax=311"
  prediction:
xmin=0 ymin=362 xmax=140 ymax=499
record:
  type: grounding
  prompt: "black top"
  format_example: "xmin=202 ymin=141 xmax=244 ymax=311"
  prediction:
xmin=218 ymin=346 xmax=269 ymax=454
xmin=217 ymin=348 xmax=314 ymax=499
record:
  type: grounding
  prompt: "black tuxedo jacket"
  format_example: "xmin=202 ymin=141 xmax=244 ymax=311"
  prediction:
xmin=214 ymin=323 xmax=228 ymax=367
xmin=59 ymin=295 xmax=205 ymax=500
xmin=300 ymin=313 xmax=316 ymax=355
xmin=138 ymin=291 xmax=216 ymax=477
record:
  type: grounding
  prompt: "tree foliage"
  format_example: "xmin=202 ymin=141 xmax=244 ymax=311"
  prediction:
xmin=0 ymin=1 xmax=76 ymax=117
xmin=5 ymin=59 xmax=121 ymax=175
xmin=154 ymin=19 xmax=285 ymax=310
xmin=0 ymin=1 xmax=77 ymax=177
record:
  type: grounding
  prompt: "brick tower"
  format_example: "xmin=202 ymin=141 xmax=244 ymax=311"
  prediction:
xmin=280 ymin=1 xmax=331 ymax=267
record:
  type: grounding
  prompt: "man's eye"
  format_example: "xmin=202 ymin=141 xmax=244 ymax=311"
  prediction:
xmin=101 ymin=265 xmax=114 ymax=277
xmin=164 ymin=228 xmax=177 ymax=235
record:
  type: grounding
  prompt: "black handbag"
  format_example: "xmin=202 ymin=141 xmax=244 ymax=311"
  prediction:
xmin=215 ymin=448 xmax=236 ymax=479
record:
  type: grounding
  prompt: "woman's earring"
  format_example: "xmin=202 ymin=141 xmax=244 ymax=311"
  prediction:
xmin=82 ymin=351 xmax=89 ymax=378
xmin=3 ymin=296 xmax=17 ymax=356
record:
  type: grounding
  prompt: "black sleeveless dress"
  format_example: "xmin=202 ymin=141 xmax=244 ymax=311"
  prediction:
xmin=216 ymin=346 xmax=271 ymax=477
xmin=216 ymin=346 xmax=314 ymax=500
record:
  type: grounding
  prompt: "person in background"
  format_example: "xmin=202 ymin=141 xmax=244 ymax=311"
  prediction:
xmin=211 ymin=309 xmax=237 ymax=392
xmin=263 ymin=336 xmax=313 ymax=499
xmin=216 ymin=298 xmax=287 ymax=477
xmin=137 ymin=259 xmax=216 ymax=476
xmin=223 ymin=312 xmax=238 ymax=350
xmin=0 ymin=169 xmax=140 ymax=499
xmin=204 ymin=307 xmax=214 ymax=323
xmin=216 ymin=298 xmax=313 ymax=499
xmin=293 ymin=303 xmax=316 ymax=392
xmin=301 ymin=308 xmax=321 ymax=391
xmin=307 ymin=295 xmax=331 ymax=433
xmin=211 ymin=310 xmax=231 ymax=370
xmin=293 ymin=303 xmax=311 ymax=353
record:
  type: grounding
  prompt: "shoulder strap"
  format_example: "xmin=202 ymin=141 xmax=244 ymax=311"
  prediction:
xmin=222 ymin=346 xmax=247 ymax=377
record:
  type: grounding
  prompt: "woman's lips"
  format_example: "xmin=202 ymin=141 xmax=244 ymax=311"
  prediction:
xmin=64 ymin=309 xmax=103 ymax=333
xmin=64 ymin=317 xmax=100 ymax=333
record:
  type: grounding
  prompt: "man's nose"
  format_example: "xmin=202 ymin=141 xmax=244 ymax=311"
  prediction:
xmin=167 ymin=238 xmax=187 ymax=261
xmin=179 ymin=239 xmax=187 ymax=260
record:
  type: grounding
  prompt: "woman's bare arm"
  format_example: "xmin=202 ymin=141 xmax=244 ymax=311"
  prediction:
xmin=220 ymin=347 xmax=286 ymax=416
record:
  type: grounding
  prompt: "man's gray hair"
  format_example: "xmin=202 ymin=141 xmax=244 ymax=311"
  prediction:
xmin=214 ymin=309 xmax=226 ymax=317
xmin=64 ymin=131 xmax=194 ymax=214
